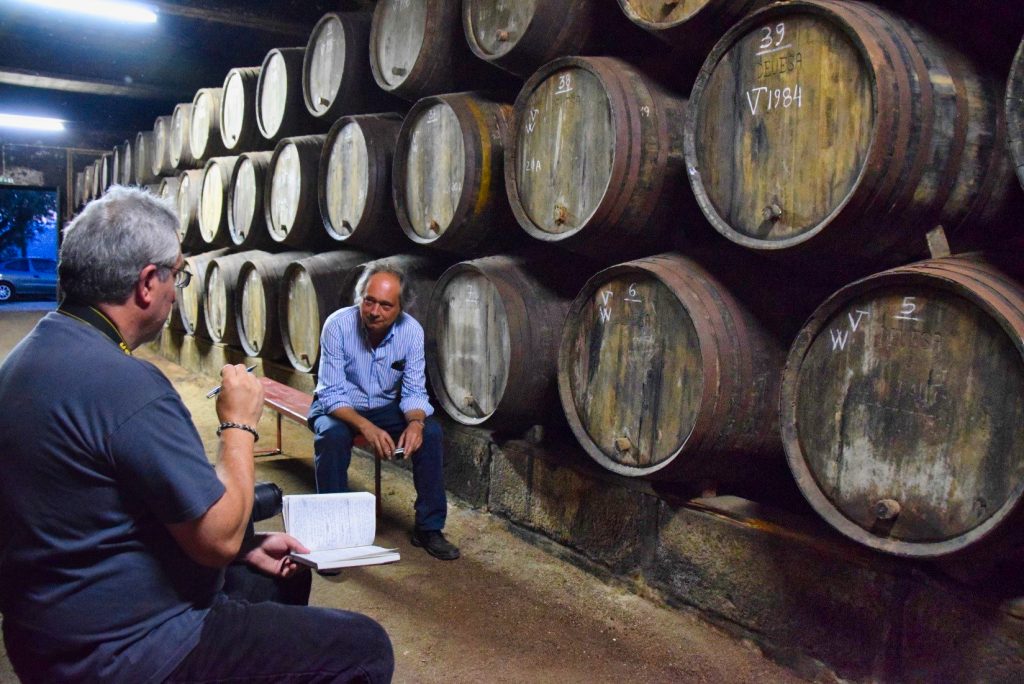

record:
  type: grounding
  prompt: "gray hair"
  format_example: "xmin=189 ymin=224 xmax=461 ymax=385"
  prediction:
xmin=354 ymin=261 xmax=412 ymax=311
xmin=60 ymin=185 xmax=180 ymax=304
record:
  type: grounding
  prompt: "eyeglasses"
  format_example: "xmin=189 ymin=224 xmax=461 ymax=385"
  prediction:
xmin=165 ymin=265 xmax=192 ymax=289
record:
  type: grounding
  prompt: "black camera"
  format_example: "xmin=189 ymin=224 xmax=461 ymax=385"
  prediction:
xmin=252 ymin=481 xmax=283 ymax=522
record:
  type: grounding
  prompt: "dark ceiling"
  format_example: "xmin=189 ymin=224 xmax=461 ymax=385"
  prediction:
xmin=0 ymin=0 xmax=374 ymax=150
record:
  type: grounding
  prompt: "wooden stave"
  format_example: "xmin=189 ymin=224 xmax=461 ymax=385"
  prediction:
xmin=178 ymin=248 xmax=231 ymax=337
xmin=278 ymin=250 xmax=374 ymax=372
xmin=220 ymin=66 xmax=270 ymax=154
xmin=393 ymin=91 xmax=519 ymax=256
xmin=228 ymin=150 xmax=277 ymax=250
xmin=318 ymin=113 xmax=406 ymax=252
xmin=256 ymin=48 xmax=328 ymax=143
xmin=506 ymin=56 xmax=691 ymax=259
xmin=558 ymin=252 xmax=786 ymax=482
xmin=616 ymin=0 xmax=768 ymax=53
xmin=1008 ymin=36 xmax=1024 ymax=191
xmin=683 ymin=0 xmax=1017 ymax=272
xmin=151 ymin=115 xmax=175 ymax=177
xmin=265 ymin=134 xmax=329 ymax=249
xmin=203 ymin=249 xmax=269 ymax=345
xmin=176 ymin=168 xmax=206 ymax=252
xmin=190 ymin=87 xmax=229 ymax=162
xmin=169 ymin=102 xmax=201 ymax=170
xmin=134 ymin=131 xmax=157 ymax=185
xmin=427 ymin=253 xmax=584 ymax=428
xmin=198 ymin=156 xmax=240 ymax=249
xmin=780 ymin=255 xmax=1024 ymax=558
xmin=234 ymin=250 xmax=314 ymax=359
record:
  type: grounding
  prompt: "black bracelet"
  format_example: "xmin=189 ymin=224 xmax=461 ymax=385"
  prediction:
xmin=217 ymin=421 xmax=259 ymax=442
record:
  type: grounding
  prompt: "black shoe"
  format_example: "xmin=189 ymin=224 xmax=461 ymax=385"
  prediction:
xmin=411 ymin=530 xmax=460 ymax=560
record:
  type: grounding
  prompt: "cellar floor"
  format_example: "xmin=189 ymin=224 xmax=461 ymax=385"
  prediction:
xmin=0 ymin=310 xmax=810 ymax=683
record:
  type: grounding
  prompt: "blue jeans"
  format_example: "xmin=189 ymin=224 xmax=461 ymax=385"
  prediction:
xmin=308 ymin=398 xmax=447 ymax=531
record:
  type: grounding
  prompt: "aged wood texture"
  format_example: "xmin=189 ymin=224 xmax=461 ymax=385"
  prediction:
xmin=1008 ymin=37 xmax=1024 ymax=190
xmin=685 ymin=0 xmax=1017 ymax=273
xmin=151 ymin=115 xmax=174 ymax=177
xmin=199 ymin=156 xmax=240 ymax=248
xmin=220 ymin=67 xmax=271 ymax=154
xmin=228 ymin=150 xmax=276 ymax=250
xmin=176 ymin=168 xmax=205 ymax=252
xmin=507 ymin=56 xmax=691 ymax=259
xmin=158 ymin=175 xmax=180 ymax=205
xmin=190 ymin=87 xmax=228 ymax=162
xmin=119 ymin=140 xmax=132 ymax=186
xmin=370 ymin=0 xmax=515 ymax=102
xmin=235 ymin=250 xmax=313 ymax=359
xmin=559 ymin=252 xmax=785 ymax=481
xmin=134 ymin=131 xmax=156 ymax=185
xmin=178 ymin=248 xmax=230 ymax=337
xmin=394 ymin=92 xmax=518 ymax=256
xmin=617 ymin=0 xmax=767 ymax=53
xmin=319 ymin=113 xmax=406 ymax=252
xmin=266 ymin=134 xmax=328 ymax=248
xmin=257 ymin=48 xmax=328 ymax=144
xmin=782 ymin=255 xmax=1024 ymax=558
xmin=112 ymin=143 xmax=128 ymax=187
xmin=203 ymin=250 xmax=267 ymax=345
xmin=98 ymin=155 xmax=112 ymax=194
xmin=280 ymin=250 xmax=373 ymax=372
xmin=169 ymin=102 xmax=200 ymax=170
xmin=82 ymin=165 xmax=94 ymax=204
xmin=426 ymin=253 xmax=585 ymax=428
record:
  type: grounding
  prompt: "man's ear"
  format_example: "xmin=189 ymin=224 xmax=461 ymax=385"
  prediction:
xmin=136 ymin=264 xmax=161 ymax=306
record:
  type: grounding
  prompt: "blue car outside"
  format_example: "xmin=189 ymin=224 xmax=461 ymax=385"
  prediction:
xmin=0 ymin=257 xmax=58 ymax=302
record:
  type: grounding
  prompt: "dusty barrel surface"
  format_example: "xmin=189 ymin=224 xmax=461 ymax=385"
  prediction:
xmin=319 ymin=113 xmax=405 ymax=251
xmin=266 ymin=134 xmax=328 ymax=248
xmin=559 ymin=252 xmax=786 ymax=481
xmin=235 ymin=250 xmax=313 ymax=359
xmin=178 ymin=248 xmax=230 ymax=337
xmin=176 ymin=169 xmax=205 ymax=252
xmin=1008 ymin=37 xmax=1024 ymax=190
xmin=257 ymin=48 xmax=325 ymax=143
xmin=158 ymin=175 xmax=180 ymax=204
xmin=303 ymin=11 xmax=396 ymax=121
xmin=370 ymin=0 xmax=514 ymax=102
xmin=203 ymin=249 xmax=267 ymax=345
xmin=685 ymin=0 xmax=1016 ymax=270
xmin=427 ymin=253 xmax=584 ymax=428
xmin=394 ymin=92 xmax=517 ymax=255
xmin=506 ymin=56 xmax=690 ymax=259
xmin=228 ymin=151 xmax=275 ymax=250
xmin=617 ymin=0 xmax=767 ymax=51
xmin=134 ymin=131 xmax=156 ymax=185
xmin=199 ymin=156 xmax=240 ymax=248
xmin=190 ymin=87 xmax=228 ymax=162
xmin=782 ymin=255 xmax=1024 ymax=558
xmin=220 ymin=66 xmax=268 ymax=153
xmin=279 ymin=250 xmax=373 ymax=372
xmin=151 ymin=115 xmax=174 ymax=177
xmin=169 ymin=102 xmax=199 ymax=170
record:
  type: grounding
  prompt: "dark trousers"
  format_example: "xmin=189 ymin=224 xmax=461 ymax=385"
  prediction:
xmin=166 ymin=564 xmax=393 ymax=683
xmin=308 ymin=398 xmax=447 ymax=531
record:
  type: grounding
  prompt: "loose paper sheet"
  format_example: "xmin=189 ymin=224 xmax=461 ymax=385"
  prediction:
xmin=283 ymin=492 xmax=376 ymax=551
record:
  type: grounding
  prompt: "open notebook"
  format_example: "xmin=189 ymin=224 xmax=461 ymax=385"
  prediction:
xmin=283 ymin=491 xmax=400 ymax=570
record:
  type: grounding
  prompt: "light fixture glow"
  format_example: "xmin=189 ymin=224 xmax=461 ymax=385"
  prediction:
xmin=0 ymin=113 xmax=65 ymax=132
xmin=17 ymin=0 xmax=158 ymax=24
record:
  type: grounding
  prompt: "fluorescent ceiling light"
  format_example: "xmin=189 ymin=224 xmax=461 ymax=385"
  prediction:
xmin=0 ymin=113 xmax=65 ymax=132
xmin=16 ymin=0 xmax=158 ymax=24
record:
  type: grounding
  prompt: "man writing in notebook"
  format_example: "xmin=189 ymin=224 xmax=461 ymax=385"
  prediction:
xmin=308 ymin=263 xmax=459 ymax=561
xmin=0 ymin=187 xmax=393 ymax=683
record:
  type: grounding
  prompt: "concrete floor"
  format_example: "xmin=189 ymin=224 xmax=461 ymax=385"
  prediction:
xmin=0 ymin=310 xmax=809 ymax=683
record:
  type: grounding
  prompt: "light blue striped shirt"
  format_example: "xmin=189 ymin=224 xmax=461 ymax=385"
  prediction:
xmin=314 ymin=305 xmax=433 ymax=417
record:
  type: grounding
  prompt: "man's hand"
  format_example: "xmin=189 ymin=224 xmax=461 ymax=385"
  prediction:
xmin=216 ymin=364 xmax=264 ymax=426
xmin=243 ymin=532 xmax=310 ymax=579
xmin=397 ymin=420 xmax=424 ymax=458
xmin=359 ymin=423 xmax=396 ymax=460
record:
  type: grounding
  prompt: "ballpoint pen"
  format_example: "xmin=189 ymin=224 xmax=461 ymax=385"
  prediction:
xmin=205 ymin=365 xmax=257 ymax=398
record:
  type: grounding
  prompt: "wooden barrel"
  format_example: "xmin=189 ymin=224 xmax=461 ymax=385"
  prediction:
xmin=134 ymin=131 xmax=157 ymax=185
xmin=220 ymin=66 xmax=269 ymax=153
xmin=558 ymin=252 xmax=785 ymax=481
xmin=370 ymin=0 xmax=515 ymax=102
xmin=265 ymin=134 xmax=328 ymax=248
xmin=617 ymin=0 xmax=767 ymax=51
xmin=73 ymin=171 xmax=84 ymax=209
xmin=394 ymin=92 xmax=518 ymax=255
xmin=119 ymin=140 xmax=133 ymax=185
xmin=781 ymin=255 xmax=1024 ymax=558
xmin=303 ymin=12 xmax=397 ymax=122
xmin=82 ymin=165 xmax=94 ymax=204
xmin=151 ymin=115 xmax=174 ymax=177
xmin=1008 ymin=37 xmax=1024 ymax=191
xmin=199 ymin=156 xmax=239 ymax=248
xmin=228 ymin=151 xmax=276 ymax=250
xmin=178 ymin=248 xmax=230 ymax=337
xmin=111 ymin=144 xmax=122 ymax=189
xmin=463 ymin=0 xmax=643 ymax=78
xmin=257 ymin=48 xmax=326 ymax=143
xmin=506 ymin=56 xmax=690 ymax=259
xmin=101 ymin=155 xmax=114 ymax=194
xmin=190 ymin=87 xmax=228 ymax=162
xmin=169 ymin=102 xmax=200 ymax=170
xmin=176 ymin=169 xmax=205 ymax=252
xmin=279 ymin=250 xmax=373 ymax=372
xmin=684 ymin=0 xmax=1017 ymax=272
xmin=319 ymin=113 xmax=405 ymax=251
xmin=234 ymin=250 xmax=314 ymax=359
xmin=158 ymin=175 xmax=180 ymax=204
xmin=203 ymin=249 xmax=268 ymax=345
xmin=427 ymin=253 xmax=585 ymax=427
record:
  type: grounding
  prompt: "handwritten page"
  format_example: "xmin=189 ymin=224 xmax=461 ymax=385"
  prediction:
xmin=282 ymin=492 xmax=376 ymax=551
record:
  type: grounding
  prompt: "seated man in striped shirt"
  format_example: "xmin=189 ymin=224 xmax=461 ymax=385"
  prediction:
xmin=307 ymin=263 xmax=459 ymax=560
